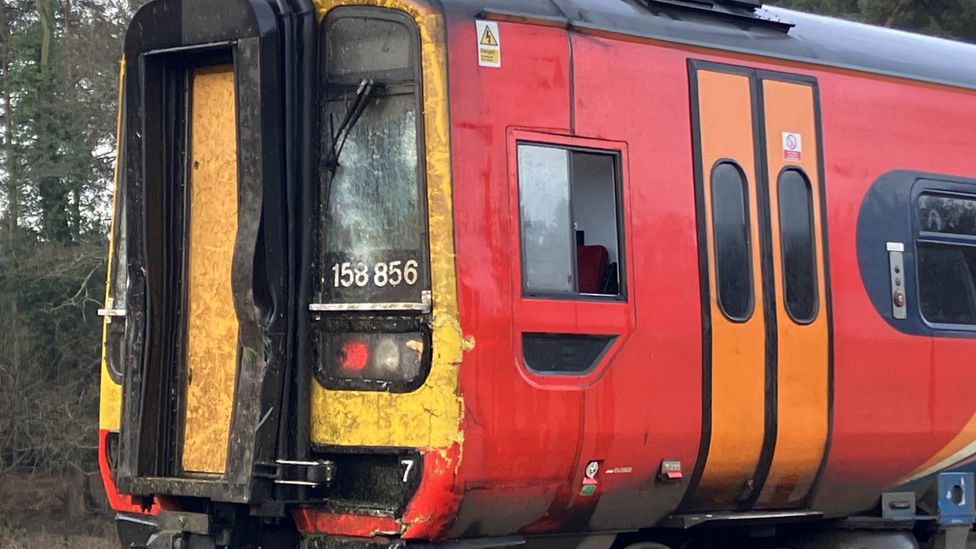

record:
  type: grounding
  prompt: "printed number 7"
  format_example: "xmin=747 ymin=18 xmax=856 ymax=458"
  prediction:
xmin=400 ymin=459 xmax=415 ymax=483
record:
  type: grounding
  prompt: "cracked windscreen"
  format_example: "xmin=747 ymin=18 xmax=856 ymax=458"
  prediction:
xmin=318 ymin=14 xmax=427 ymax=305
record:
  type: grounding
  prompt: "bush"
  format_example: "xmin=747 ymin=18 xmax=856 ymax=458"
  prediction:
xmin=0 ymin=237 xmax=106 ymax=476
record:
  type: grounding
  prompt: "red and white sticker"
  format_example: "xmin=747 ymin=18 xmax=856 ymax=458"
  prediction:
xmin=782 ymin=132 xmax=802 ymax=162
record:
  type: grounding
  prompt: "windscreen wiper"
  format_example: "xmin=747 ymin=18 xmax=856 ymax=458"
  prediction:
xmin=323 ymin=78 xmax=381 ymax=177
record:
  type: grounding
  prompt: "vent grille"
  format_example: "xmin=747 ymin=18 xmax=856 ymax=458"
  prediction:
xmin=639 ymin=0 xmax=794 ymax=32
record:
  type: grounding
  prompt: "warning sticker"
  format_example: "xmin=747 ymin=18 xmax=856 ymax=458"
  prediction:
xmin=476 ymin=20 xmax=501 ymax=68
xmin=782 ymin=131 xmax=802 ymax=162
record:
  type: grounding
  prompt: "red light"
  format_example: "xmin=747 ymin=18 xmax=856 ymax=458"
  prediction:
xmin=340 ymin=340 xmax=369 ymax=372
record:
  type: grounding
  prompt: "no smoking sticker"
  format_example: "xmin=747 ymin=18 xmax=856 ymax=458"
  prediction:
xmin=476 ymin=20 xmax=501 ymax=68
xmin=782 ymin=132 xmax=802 ymax=162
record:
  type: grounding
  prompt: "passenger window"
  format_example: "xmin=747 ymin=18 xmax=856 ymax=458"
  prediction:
xmin=711 ymin=161 xmax=754 ymax=321
xmin=517 ymin=143 xmax=623 ymax=297
xmin=778 ymin=169 xmax=818 ymax=323
xmin=917 ymin=192 xmax=976 ymax=325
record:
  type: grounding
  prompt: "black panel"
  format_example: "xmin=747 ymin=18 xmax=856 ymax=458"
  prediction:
xmin=522 ymin=333 xmax=615 ymax=374
xmin=309 ymin=449 xmax=422 ymax=514
xmin=311 ymin=315 xmax=432 ymax=393
xmin=856 ymin=171 xmax=976 ymax=337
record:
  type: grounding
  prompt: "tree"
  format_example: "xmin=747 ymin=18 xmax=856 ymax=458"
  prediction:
xmin=0 ymin=0 xmax=141 ymax=480
xmin=772 ymin=0 xmax=976 ymax=42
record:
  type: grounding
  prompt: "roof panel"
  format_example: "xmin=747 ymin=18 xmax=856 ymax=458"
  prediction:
xmin=442 ymin=0 xmax=976 ymax=90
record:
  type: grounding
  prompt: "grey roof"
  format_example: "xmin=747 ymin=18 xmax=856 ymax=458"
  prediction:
xmin=442 ymin=0 xmax=976 ymax=91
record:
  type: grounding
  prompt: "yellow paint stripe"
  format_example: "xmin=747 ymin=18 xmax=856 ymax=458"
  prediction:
xmin=99 ymin=58 xmax=126 ymax=432
xmin=691 ymin=70 xmax=767 ymax=509
xmin=904 ymin=412 xmax=976 ymax=483
xmin=181 ymin=66 xmax=240 ymax=474
xmin=756 ymin=80 xmax=829 ymax=508
xmin=310 ymin=0 xmax=463 ymax=451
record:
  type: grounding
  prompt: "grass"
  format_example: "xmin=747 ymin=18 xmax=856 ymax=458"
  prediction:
xmin=0 ymin=472 xmax=116 ymax=549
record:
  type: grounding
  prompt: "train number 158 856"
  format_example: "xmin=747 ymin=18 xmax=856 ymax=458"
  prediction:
xmin=331 ymin=260 xmax=419 ymax=289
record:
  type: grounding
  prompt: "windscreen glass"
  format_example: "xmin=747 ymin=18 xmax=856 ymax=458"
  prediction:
xmin=319 ymin=14 xmax=427 ymax=305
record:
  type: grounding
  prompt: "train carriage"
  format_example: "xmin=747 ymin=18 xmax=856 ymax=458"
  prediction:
xmin=97 ymin=0 xmax=976 ymax=547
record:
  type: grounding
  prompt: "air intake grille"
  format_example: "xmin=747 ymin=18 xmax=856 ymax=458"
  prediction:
xmin=638 ymin=0 xmax=793 ymax=32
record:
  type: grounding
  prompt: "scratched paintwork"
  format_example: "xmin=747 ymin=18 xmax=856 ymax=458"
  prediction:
xmin=98 ymin=59 xmax=125 ymax=433
xmin=181 ymin=66 xmax=241 ymax=475
xmin=309 ymin=0 xmax=464 ymax=454
xmin=97 ymin=59 xmax=168 ymax=515
xmin=304 ymin=1 xmax=464 ymax=539
xmin=97 ymin=0 xmax=976 ymax=542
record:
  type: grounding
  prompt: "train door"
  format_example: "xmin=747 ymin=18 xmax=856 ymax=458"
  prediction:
xmin=505 ymin=130 xmax=637 ymax=515
xmin=685 ymin=62 xmax=831 ymax=511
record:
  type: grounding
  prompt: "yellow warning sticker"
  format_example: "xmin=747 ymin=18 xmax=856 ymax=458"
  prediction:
xmin=476 ymin=20 xmax=501 ymax=68
xmin=480 ymin=26 xmax=498 ymax=46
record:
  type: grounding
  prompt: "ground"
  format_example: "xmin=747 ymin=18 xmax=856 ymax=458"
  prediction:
xmin=0 ymin=473 xmax=975 ymax=549
xmin=0 ymin=472 xmax=116 ymax=549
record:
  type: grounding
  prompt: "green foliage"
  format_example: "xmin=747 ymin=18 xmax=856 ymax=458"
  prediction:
xmin=771 ymin=0 xmax=976 ymax=42
xmin=8 ymin=10 xmax=86 ymax=242
xmin=0 ymin=237 xmax=106 ymax=473
xmin=0 ymin=0 xmax=138 ymax=476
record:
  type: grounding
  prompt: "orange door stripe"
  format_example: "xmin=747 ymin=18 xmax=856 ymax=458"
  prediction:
xmin=905 ymin=412 xmax=976 ymax=483
xmin=755 ymin=79 xmax=830 ymax=507
xmin=690 ymin=69 xmax=768 ymax=510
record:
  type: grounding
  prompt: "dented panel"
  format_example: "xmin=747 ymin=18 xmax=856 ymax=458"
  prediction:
xmin=99 ymin=59 xmax=126 ymax=433
xmin=95 ymin=0 xmax=976 ymax=542
xmin=309 ymin=0 xmax=463 ymax=453
xmin=305 ymin=1 xmax=463 ymax=539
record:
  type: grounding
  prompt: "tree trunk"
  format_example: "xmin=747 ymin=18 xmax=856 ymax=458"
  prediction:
xmin=36 ymin=0 xmax=51 ymax=67
xmin=0 ymin=3 xmax=17 ymax=238
xmin=64 ymin=0 xmax=82 ymax=238
xmin=34 ymin=0 xmax=71 ymax=242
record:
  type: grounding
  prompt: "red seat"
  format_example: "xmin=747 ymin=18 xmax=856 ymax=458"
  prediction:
xmin=577 ymin=245 xmax=609 ymax=293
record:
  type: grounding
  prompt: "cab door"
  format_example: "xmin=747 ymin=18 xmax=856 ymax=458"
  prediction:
xmin=504 ymin=130 xmax=637 ymax=511
xmin=686 ymin=62 xmax=831 ymax=510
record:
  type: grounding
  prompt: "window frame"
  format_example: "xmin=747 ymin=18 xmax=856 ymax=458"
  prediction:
xmin=709 ymin=158 xmax=756 ymax=323
xmin=514 ymin=140 xmax=628 ymax=301
xmin=913 ymin=182 xmax=976 ymax=330
xmin=776 ymin=166 xmax=820 ymax=325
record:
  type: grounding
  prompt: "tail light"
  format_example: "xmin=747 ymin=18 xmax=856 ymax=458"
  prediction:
xmin=318 ymin=331 xmax=428 ymax=391
xmin=340 ymin=340 xmax=370 ymax=372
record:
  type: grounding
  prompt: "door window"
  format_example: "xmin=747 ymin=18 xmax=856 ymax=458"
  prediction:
xmin=516 ymin=143 xmax=624 ymax=297
xmin=711 ymin=161 xmax=754 ymax=321
xmin=778 ymin=169 xmax=819 ymax=323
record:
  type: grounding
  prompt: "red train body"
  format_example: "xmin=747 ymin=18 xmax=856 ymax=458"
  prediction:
xmin=447 ymin=4 xmax=976 ymax=530
xmin=98 ymin=0 xmax=976 ymax=547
